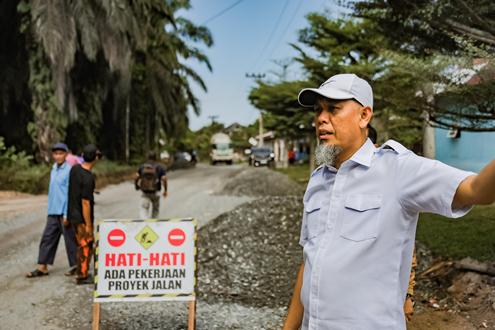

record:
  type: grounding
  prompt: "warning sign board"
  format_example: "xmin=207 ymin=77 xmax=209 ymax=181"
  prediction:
xmin=94 ymin=218 xmax=197 ymax=302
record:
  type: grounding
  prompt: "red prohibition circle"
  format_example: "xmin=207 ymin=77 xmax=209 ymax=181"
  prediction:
xmin=168 ymin=228 xmax=186 ymax=247
xmin=107 ymin=228 xmax=126 ymax=247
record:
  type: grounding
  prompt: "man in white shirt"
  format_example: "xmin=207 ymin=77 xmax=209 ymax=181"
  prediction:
xmin=282 ymin=73 xmax=495 ymax=330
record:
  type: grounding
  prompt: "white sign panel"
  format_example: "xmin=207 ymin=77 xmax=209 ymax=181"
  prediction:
xmin=94 ymin=219 xmax=197 ymax=302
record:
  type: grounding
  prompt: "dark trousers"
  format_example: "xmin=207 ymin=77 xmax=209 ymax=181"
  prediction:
xmin=37 ymin=215 xmax=77 ymax=267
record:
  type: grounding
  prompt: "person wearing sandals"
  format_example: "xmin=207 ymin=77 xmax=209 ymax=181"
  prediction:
xmin=68 ymin=144 xmax=101 ymax=285
xmin=26 ymin=143 xmax=77 ymax=278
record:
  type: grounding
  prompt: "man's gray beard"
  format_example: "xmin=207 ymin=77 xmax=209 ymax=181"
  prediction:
xmin=315 ymin=143 xmax=343 ymax=167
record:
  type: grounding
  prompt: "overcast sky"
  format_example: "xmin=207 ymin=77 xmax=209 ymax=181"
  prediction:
xmin=181 ymin=0 xmax=345 ymax=131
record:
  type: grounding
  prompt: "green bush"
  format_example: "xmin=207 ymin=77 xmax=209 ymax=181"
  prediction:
xmin=0 ymin=156 xmax=135 ymax=194
xmin=0 ymin=136 xmax=33 ymax=168
xmin=0 ymin=165 xmax=51 ymax=194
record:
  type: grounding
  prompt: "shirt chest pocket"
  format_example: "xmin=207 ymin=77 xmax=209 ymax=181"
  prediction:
xmin=304 ymin=199 xmax=325 ymax=239
xmin=340 ymin=194 xmax=382 ymax=242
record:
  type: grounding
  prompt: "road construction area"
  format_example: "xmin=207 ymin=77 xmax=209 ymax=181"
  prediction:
xmin=0 ymin=164 xmax=493 ymax=329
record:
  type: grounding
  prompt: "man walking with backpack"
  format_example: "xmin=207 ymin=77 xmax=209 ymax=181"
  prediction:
xmin=135 ymin=151 xmax=167 ymax=219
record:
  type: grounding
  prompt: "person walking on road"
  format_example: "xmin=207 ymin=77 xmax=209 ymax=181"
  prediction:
xmin=26 ymin=143 xmax=77 ymax=278
xmin=282 ymin=73 xmax=495 ymax=330
xmin=135 ymin=152 xmax=168 ymax=219
xmin=68 ymin=144 xmax=101 ymax=285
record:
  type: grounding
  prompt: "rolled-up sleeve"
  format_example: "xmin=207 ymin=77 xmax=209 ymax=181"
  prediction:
xmin=397 ymin=153 xmax=475 ymax=218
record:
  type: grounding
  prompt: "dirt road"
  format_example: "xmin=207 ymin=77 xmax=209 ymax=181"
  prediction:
xmin=0 ymin=164 xmax=488 ymax=329
xmin=0 ymin=164 xmax=254 ymax=329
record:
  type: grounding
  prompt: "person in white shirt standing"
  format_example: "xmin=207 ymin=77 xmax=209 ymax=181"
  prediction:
xmin=282 ymin=73 xmax=495 ymax=330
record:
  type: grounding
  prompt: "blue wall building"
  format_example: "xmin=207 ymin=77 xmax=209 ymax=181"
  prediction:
xmin=434 ymin=128 xmax=495 ymax=173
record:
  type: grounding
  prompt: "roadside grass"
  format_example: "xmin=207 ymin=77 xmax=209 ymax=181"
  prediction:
xmin=92 ymin=160 xmax=136 ymax=189
xmin=274 ymin=163 xmax=311 ymax=186
xmin=0 ymin=160 xmax=135 ymax=194
xmin=0 ymin=165 xmax=51 ymax=194
xmin=417 ymin=205 xmax=495 ymax=262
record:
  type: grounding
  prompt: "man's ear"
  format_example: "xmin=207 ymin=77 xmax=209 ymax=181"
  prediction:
xmin=359 ymin=106 xmax=373 ymax=129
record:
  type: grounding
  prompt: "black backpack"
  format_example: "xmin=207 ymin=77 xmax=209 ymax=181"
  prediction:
xmin=140 ymin=163 xmax=158 ymax=192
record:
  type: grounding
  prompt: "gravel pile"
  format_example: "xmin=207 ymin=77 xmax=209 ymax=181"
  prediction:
xmin=198 ymin=196 xmax=303 ymax=309
xmin=52 ymin=168 xmax=305 ymax=330
xmin=219 ymin=168 xmax=304 ymax=197
xmin=51 ymin=196 xmax=303 ymax=330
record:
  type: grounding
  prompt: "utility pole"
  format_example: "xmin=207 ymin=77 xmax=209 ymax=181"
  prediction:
xmin=258 ymin=112 xmax=264 ymax=147
xmin=208 ymin=115 xmax=219 ymax=125
xmin=245 ymin=73 xmax=266 ymax=79
xmin=245 ymin=73 xmax=266 ymax=146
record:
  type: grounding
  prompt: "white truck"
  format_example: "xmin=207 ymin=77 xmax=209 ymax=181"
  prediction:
xmin=210 ymin=133 xmax=234 ymax=165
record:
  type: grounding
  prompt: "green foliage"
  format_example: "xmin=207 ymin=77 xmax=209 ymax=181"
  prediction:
xmin=0 ymin=165 xmax=51 ymax=194
xmin=417 ymin=205 xmax=495 ymax=261
xmin=27 ymin=42 xmax=67 ymax=163
xmin=351 ymin=0 xmax=495 ymax=56
xmin=249 ymin=80 xmax=314 ymax=138
xmin=0 ymin=0 xmax=212 ymax=164
xmin=351 ymin=0 xmax=495 ymax=132
xmin=180 ymin=123 xmax=225 ymax=160
xmin=249 ymin=15 xmax=425 ymax=149
xmin=0 ymin=137 xmax=33 ymax=168
xmin=0 ymin=138 xmax=49 ymax=195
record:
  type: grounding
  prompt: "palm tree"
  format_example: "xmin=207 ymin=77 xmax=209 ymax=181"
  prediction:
xmin=1 ymin=0 xmax=212 ymax=162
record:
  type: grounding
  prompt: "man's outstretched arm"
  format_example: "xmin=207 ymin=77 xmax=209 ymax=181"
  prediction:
xmin=283 ymin=263 xmax=305 ymax=330
xmin=453 ymin=160 xmax=495 ymax=209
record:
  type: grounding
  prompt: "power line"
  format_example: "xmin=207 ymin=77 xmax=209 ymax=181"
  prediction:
xmin=202 ymin=0 xmax=247 ymax=25
xmin=266 ymin=0 xmax=304 ymax=63
xmin=251 ymin=0 xmax=290 ymax=71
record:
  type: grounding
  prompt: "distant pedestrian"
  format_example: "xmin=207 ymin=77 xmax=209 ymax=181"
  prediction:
xmin=68 ymin=144 xmax=101 ymax=284
xmin=135 ymin=151 xmax=168 ymax=219
xmin=26 ymin=143 xmax=77 ymax=278
xmin=66 ymin=149 xmax=83 ymax=167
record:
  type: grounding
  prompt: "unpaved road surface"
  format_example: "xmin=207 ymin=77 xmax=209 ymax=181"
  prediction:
xmin=0 ymin=164 xmax=254 ymax=329
xmin=0 ymin=164 xmax=489 ymax=329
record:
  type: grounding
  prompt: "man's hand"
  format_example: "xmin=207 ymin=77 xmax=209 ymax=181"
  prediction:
xmin=163 ymin=191 xmax=168 ymax=198
xmin=404 ymin=296 xmax=414 ymax=322
xmin=63 ymin=218 xmax=69 ymax=227
xmin=283 ymin=263 xmax=305 ymax=330
xmin=453 ymin=160 xmax=495 ymax=209
xmin=85 ymin=224 xmax=94 ymax=242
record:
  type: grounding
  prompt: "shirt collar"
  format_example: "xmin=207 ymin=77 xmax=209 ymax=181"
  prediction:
xmin=52 ymin=161 xmax=67 ymax=170
xmin=348 ymin=138 xmax=376 ymax=168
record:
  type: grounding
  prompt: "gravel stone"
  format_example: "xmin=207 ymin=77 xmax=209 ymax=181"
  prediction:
xmin=219 ymin=168 xmax=304 ymax=197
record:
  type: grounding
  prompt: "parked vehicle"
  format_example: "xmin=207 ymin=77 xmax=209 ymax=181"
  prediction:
xmin=249 ymin=147 xmax=274 ymax=167
xmin=170 ymin=151 xmax=196 ymax=170
xmin=210 ymin=133 xmax=234 ymax=165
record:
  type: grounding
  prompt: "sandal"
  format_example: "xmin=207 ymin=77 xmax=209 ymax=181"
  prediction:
xmin=64 ymin=266 xmax=77 ymax=276
xmin=76 ymin=275 xmax=93 ymax=285
xmin=26 ymin=269 xmax=49 ymax=278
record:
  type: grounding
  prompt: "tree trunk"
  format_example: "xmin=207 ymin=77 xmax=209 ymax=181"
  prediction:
xmin=29 ymin=44 xmax=65 ymax=164
xmin=124 ymin=96 xmax=130 ymax=163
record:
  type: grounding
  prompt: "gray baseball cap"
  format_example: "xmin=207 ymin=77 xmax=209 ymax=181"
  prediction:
xmin=51 ymin=142 xmax=68 ymax=152
xmin=298 ymin=73 xmax=373 ymax=109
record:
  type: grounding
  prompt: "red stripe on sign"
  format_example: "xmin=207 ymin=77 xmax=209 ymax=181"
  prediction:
xmin=108 ymin=229 xmax=126 ymax=248
xmin=168 ymin=228 xmax=186 ymax=247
